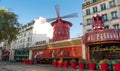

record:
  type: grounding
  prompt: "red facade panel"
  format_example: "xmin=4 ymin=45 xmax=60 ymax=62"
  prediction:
xmin=33 ymin=46 xmax=82 ymax=59
xmin=84 ymin=29 xmax=120 ymax=45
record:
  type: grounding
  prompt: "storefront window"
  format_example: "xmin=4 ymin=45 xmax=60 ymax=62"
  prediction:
xmin=89 ymin=44 xmax=120 ymax=60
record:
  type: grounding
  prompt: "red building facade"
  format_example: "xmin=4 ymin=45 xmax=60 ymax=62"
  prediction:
xmin=83 ymin=15 xmax=120 ymax=60
xmin=33 ymin=46 xmax=82 ymax=60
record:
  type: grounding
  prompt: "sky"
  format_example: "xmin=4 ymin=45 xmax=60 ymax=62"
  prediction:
xmin=0 ymin=0 xmax=83 ymax=38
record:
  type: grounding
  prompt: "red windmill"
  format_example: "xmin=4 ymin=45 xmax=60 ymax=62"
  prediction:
xmin=47 ymin=5 xmax=78 ymax=41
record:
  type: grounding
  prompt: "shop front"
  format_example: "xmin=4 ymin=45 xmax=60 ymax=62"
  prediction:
xmin=32 ymin=46 xmax=82 ymax=64
xmin=1 ymin=49 xmax=10 ymax=61
xmin=89 ymin=43 xmax=120 ymax=60
xmin=28 ymin=38 xmax=82 ymax=64
xmin=14 ymin=49 xmax=29 ymax=62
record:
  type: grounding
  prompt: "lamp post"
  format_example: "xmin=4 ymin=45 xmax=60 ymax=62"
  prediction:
xmin=80 ymin=22 xmax=89 ymax=60
xmin=80 ymin=22 xmax=88 ymax=35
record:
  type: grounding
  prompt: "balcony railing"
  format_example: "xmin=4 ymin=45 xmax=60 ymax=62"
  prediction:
xmin=82 ymin=0 xmax=104 ymax=8
xmin=83 ymin=29 xmax=120 ymax=45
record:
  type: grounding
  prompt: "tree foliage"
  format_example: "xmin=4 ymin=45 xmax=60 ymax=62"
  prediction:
xmin=0 ymin=8 xmax=20 ymax=44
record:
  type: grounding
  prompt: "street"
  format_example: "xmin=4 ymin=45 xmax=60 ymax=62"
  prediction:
xmin=0 ymin=62 xmax=91 ymax=71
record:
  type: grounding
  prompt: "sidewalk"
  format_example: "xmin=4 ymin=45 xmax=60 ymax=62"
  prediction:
xmin=0 ymin=62 xmax=99 ymax=71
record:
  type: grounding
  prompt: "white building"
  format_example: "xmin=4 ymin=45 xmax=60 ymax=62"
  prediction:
xmin=82 ymin=0 xmax=120 ymax=34
xmin=9 ymin=17 xmax=53 ymax=60
xmin=11 ymin=17 xmax=53 ymax=49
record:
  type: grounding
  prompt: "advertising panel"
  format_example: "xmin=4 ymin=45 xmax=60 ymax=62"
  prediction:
xmin=33 ymin=46 xmax=82 ymax=59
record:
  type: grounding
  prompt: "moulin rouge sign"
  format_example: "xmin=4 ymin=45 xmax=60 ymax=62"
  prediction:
xmin=33 ymin=46 xmax=82 ymax=59
xmin=35 ymin=40 xmax=46 ymax=45
xmin=84 ymin=29 xmax=120 ymax=44
xmin=84 ymin=14 xmax=120 ymax=44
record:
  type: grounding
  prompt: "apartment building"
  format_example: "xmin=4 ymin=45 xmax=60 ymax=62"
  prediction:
xmin=82 ymin=0 xmax=120 ymax=34
xmin=11 ymin=17 xmax=53 ymax=49
xmin=9 ymin=17 xmax=53 ymax=61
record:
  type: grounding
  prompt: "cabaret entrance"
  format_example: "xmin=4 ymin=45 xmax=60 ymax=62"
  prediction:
xmin=89 ymin=43 xmax=120 ymax=60
xmin=83 ymin=14 xmax=120 ymax=60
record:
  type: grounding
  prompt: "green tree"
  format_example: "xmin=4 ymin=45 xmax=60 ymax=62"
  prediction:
xmin=0 ymin=8 xmax=20 ymax=45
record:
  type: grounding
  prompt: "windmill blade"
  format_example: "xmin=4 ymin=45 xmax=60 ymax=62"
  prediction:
xmin=55 ymin=4 xmax=60 ymax=17
xmin=61 ymin=13 xmax=78 ymax=19
xmin=46 ymin=18 xmax=57 ymax=22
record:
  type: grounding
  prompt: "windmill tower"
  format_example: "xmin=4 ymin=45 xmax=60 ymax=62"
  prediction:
xmin=47 ymin=5 xmax=78 ymax=41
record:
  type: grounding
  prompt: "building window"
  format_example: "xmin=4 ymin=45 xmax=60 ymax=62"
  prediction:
xmin=86 ymin=1 xmax=90 ymax=5
xmin=103 ymin=14 xmax=108 ymax=21
xmin=20 ymin=39 xmax=22 ymax=43
xmin=104 ymin=25 xmax=109 ymax=29
xmin=27 ymin=37 xmax=30 ymax=41
xmin=101 ymin=4 xmax=106 ymax=10
xmin=109 ymin=1 xmax=115 ymax=8
xmin=86 ymin=9 xmax=90 ymax=15
xmin=87 ymin=19 xmax=91 ymax=25
xmin=23 ymin=39 xmax=25 ymax=42
xmin=93 ymin=7 xmax=98 ymax=13
xmin=111 ymin=11 xmax=117 ymax=19
xmin=113 ymin=24 xmax=119 ymax=29
xmin=87 ymin=29 xmax=92 ymax=32
xmin=92 ymin=0 xmax=98 ymax=3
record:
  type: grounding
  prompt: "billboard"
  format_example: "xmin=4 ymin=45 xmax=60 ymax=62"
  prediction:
xmin=33 ymin=46 xmax=82 ymax=59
